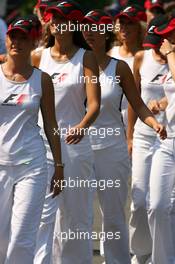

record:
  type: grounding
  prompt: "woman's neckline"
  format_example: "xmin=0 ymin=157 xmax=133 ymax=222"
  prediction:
xmin=49 ymin=47 xmax=81 ymax=64
xmin=0 ymin=64 xmax=35 ymax=84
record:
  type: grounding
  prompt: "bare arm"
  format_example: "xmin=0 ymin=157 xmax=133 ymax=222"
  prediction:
xmin=117 ymin=60 xmax=167 ymax=139
xmin=40 ymin=72 xmax=63 ymax=198
xmin=160 ymin=39 xmax=175 ymax=81
xmin=65 ymin=51 xmax=101 ymax=144
xmin=31 ymin=48 xmax=42 ymax=67
xmin=127 ymin=51 xmax=143 ymax=155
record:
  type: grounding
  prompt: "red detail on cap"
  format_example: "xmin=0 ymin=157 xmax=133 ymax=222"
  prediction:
xmin=43 ymin=11 xmax=53 ymax=22
xmin=144 ymin=0 xmax=163 ymax=10
xmin=143 ymin=42 xmax=161 ymax=48
xmin=154 ymin=18 xmax=175 ymax=35
xmin=46 ymin=7 xmax=83 ymax=22
xmin=62 ymin=3 xmax=72 ymax=7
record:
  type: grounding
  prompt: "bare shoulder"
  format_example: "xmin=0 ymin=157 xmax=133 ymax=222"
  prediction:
xmin=31 ymin=47 xmax=43 ymax=67
xmin=116 ymin=59 xmax=131 ymax=76
xmin=83 ymin=50 xmax=97 ymax=68
xmin=41 ymin=71 xmax=52 ymax=84
xmin=134 ymin=50 xmax=144 ymax=62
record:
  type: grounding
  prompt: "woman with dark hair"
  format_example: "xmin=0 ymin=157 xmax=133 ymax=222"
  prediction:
xmin=82 ymin=9 xmax=166 ymax=264
xmin=0 ymin=16 xmax=63 ymax=264
xmin=32 ymin=1 xmax=101 ymax=263
xmin=127 ymin=15 xmax=169 ymax=264
xmin=109 ymin=5 xmax=146 ymax=128
xmin=146 ymin=11 xmax=175 ymax=264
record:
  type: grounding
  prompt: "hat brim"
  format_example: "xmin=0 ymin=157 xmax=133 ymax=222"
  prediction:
xmin=155 ymin=22 xmax=175 ymax=35
xmin=46 ymin=6 xmax=83 ymax=22
xmin=143 ymin=34 xmax=162 ymax=48
xmin=115 ymin=13 xmax=138 ymax=22
xmin=145 ymin=3 xmax=163 ymax=10
xmin=7 ymin=27 xmax=28 ymax=35
xmin=82 ymin=16 xmax=113 ymax=25
xmin=46 ymin=6 xmax=66 ymax=18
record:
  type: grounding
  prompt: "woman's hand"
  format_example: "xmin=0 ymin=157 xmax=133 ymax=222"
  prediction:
xmin=50 ymin=166 xmax=64 ymax=198
xmin=65 ymin=125 xmax=86 ymax=144
xmin=148 ymin=100 xmax=161 ymax=114
xmin=152 ymin=123 xmax=167 ymax=140
xmin=160 ymin=39 xmax=175 ymax=56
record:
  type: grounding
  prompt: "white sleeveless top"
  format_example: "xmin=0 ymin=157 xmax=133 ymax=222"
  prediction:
xmin=134 ymin=49 xmax=168 ymax=136
xmin=110 ymin=46 xmax=134 ymax=71
xmin=163 ymin=72 xmax=175 ymax=137
xmin=110 ymin=46 xmax=134 ymax=128
xmin=0 ymin=66 xmax=46 ymax=165
xmin=90 ymin=58 xmax=127 ymax=150
xmin=39 ymin=48 xmax=91 ymax=160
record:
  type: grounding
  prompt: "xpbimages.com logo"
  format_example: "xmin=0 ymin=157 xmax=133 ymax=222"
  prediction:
xmin=2 ymin=94 xmax=29 ymax=106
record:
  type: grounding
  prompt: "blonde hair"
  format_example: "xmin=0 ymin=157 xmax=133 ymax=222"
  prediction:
xmin=113 ymin=19 xmax=146 ymax=51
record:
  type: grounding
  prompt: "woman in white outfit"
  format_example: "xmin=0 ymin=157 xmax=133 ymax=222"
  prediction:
xmin=82 ymin=10 xmax=167 ymax=264
xmin=32 ymin=1 xmax=101 ymax=264
xmin=127 ymin=15 xmax=169 ymax=264
xmin=109 ymin=5 xmax=146 ymax=128
xmin=0 ymin=16 xmax=63 ymax=264
xmin=146 ymin=10 xmax=175 ymax=264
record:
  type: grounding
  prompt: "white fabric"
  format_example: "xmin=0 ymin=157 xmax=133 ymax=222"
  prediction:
xmin=110 ymin=46 xmax=134 ymax=70
xmin=90 ymin=58 xmax=126 ymax=150
xmin=130 ymin=133 xmax=155 ymax=258
xmin=93 ymin=144 xmax=131 ymax=264
xmin=0 ymin=67 xmax=46 ymax=165
xmin=148 ymin=138 xmax=175 ymax=264
xmin=134 ymin=49 xmax=168 ymax=136
xmin=37 ymin=48 xmax=95 ymax=264
xmin=164 ymin=72 xmax=175 ymax=137
xmin=110 ymin=46 xmax=134 ymax=128
xmin=0 ymin=155 xmax=47 ymax=264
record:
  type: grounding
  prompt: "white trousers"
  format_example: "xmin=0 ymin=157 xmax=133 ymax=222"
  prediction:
xmin=129 ymin=133 xmax=155 ymax=257
xmin=34 ymin=162 xmax=57 ymax=264
xmin=148 ymin=138 xmax=175 ymax=264
xmin=35 ymin=140 xmax=94 ymax=264
xmin=0 ymin=155 xmax=47 ymax=264
xmin=94 ymin=144 xmax=131 ymax=264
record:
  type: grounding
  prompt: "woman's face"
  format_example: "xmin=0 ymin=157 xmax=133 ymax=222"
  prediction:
xmin=6 ymin=30 xmax=34 ymax=57
xmin=49 ymin=11 xmax=72 ymax=38
xmin=117 ymin=17 xmax=140 ymax=43
xmin=82 ymin=25 xmax=106 ymax=51
xmin=166 ymin=29 xmax=175 ymax=44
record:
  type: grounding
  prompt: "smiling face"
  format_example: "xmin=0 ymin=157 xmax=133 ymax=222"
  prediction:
xmin=6 ymin=30 xmax=35 ymax=58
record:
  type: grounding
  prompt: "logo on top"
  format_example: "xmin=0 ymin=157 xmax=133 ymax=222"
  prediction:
xmin=51 ymin=73 xmax=68 ymax=83
xmin=2 ymin=94 xmax=29 ymax=106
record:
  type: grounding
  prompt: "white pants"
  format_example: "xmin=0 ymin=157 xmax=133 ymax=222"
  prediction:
xmin=148 ymin=138 xmax=175 ymax=264
xmin=94 ymin=144 xmax=131 ymax=264
xmin=0 ymin=155 xmax=47 ymax=264
xmin=129 ymin=133 xmax=155 ymax=257
xmin=34 ymin=162 xmax=57 ymax=264
xmin=36 ymin=139 xmax=94 ymax=264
